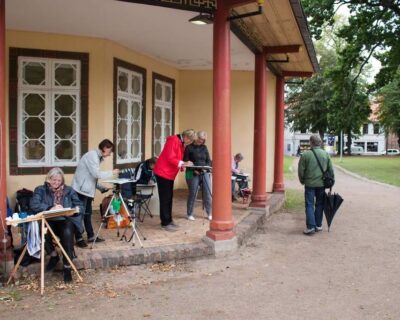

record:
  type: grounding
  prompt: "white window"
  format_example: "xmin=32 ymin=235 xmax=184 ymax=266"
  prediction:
xmin=153 ymin=79 xmax=173 ymax=156
xmin=18 ymin=57 xmax=80 ymax=167
xmin=116 ymin=67 xmax=144 ymax=164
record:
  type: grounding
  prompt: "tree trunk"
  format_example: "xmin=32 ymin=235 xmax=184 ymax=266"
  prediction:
xmin=346 ymin=131 xmax=352 ymax=155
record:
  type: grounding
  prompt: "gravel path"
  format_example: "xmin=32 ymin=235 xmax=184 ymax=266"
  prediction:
xmin=1 ymin=163 xmax=400 ymax=320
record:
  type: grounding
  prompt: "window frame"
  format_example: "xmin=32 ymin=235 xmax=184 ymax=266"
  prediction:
xmin=151 ymin=73 xmax=175 ymax=157
xmin=9 ymin=48 xmax=89 ymax=175
xmin=113 ymin=58 xmax=146 ymax=169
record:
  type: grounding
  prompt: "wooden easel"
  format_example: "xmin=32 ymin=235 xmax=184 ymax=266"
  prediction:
xmin=6 ymin=208 xmax=83 ymax=295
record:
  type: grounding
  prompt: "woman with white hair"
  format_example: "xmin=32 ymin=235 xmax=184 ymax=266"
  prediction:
xmin=30 ymin=167 xmax=82 ymax=283
xmin=183 ymin=131 xmax=212 ymax=221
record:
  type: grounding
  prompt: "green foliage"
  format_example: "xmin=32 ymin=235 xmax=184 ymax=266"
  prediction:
xmin=303 ymin=0 xmax=400 ymax=91
xmin=378 ymin=68 xmax=400 ymax=147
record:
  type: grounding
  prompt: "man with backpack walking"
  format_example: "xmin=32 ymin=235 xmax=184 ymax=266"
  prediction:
xmin=298 ymin=134 xmax=335 ymax=235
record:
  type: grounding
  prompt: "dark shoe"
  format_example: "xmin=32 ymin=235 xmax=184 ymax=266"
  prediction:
xmin=88 ymin=236 xmax=105 ymax=243
xmin=161 ymin=224 xmax=178 ymax=232
xmin=76 ymin=239 xmax=88 ymax=248
xmin=46 ymin=255 xmax=60 ymax=272
xmin=63 ymin=267 xmax=72 ymax=283
xmin=169 ymin=221 xmax=180 ymax=228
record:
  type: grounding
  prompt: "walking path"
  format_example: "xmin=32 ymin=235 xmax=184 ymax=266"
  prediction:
xmin=2 ymin=164 xmax=400 ymax=319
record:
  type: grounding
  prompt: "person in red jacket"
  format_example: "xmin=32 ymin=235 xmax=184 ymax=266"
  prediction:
xmin=154 ymin=129 xmax=196 ymax=231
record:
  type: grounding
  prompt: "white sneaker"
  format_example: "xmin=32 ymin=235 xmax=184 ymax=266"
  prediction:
xmin=187 ymin=215 xmax=195 ymax=221
xmin=207 ymin=215 xmax=212 ymax=221
xmin=303 ymin=228 xmax=315 ymax=235
xmin=315 ymin=226 xmax=323 ymax=232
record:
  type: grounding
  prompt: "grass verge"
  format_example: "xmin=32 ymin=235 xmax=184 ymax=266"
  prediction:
xmin=332 ymin=156 xmax=400 ymax=187
xmin=283 ymin=188 xmax=304 ymax=214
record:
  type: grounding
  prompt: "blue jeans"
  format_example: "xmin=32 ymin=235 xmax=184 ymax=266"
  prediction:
xmin=304 ymin=187 xmax=325 ymax=229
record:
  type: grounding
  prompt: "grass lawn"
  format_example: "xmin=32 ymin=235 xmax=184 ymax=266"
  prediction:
xmin=284 ymin=155 xmax=296 ymax=180
xmin=332 ymin=156 xmax=400 ymax=187
xmin=283 ymin=188 xmax=304 ymax=213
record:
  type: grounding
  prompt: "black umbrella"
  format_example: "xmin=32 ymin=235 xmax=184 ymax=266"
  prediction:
xmin=324 ymin=191 xmax=344 ymax=231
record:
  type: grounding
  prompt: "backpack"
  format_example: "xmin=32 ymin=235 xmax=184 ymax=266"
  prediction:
xmin=15 ymin=188 xmax=34 ymax=214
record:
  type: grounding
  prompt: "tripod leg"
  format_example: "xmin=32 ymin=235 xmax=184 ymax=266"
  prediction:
xmin=90 ymin=221 xmax=106 ymax=249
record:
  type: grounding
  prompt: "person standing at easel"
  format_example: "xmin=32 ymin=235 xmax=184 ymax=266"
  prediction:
xmin=72 ymin=139 xmax=119 ymax=247
xmin=183 ymin=131 xmax=212 ymax=221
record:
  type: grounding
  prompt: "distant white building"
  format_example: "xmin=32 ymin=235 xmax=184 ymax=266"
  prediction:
xmin=284 ymin=123 xmax=385 ymax=156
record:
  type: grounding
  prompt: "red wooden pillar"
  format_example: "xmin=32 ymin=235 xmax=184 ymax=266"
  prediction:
xmin=206 ymin=0 xmax=235 ymax=241
xmin=0 ymin=0 xmax=12 ymax=268
xmin=249 ymin=52 xmax=267 ymax=207
xmin=273 ymin=75 xmax=285 ymax=192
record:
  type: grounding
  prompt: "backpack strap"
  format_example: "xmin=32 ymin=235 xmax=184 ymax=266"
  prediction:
xmin=311 ymin=148 xmax=327 ymax=175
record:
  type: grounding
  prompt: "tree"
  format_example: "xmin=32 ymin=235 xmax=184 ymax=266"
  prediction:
xmin=286 ymin=74 xmax=332 ymax=140
xmin=302 ymin=0 xmax=400 ymax=91
xmin=378 ymin=67 xmax=400 ymax=148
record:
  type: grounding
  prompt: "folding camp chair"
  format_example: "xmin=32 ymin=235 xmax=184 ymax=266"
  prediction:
xmin=133 ymin=184 xmax=155 ymax=222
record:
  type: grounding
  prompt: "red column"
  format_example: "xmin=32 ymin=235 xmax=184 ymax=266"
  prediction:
xmin=0 ymin=0 xmax=12 ymax=266
xmin=249 ymin=52 xmax=267 ymax=207
xmin=206 ymin=0 xmax=235 ymax=241
xmin=273 ymin=75 xmax=285 ymax=192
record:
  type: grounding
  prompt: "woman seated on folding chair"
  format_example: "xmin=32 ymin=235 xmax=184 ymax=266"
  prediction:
xmin=119 ymin=157 xmax=157 ymax=199
xmin=30 ymin=167 xmax=82 ymax=283
xmin=184 ymin=131 xmax=212 ymax=221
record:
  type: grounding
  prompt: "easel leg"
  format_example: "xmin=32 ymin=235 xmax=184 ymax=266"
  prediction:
xmin=6 ymin=244 xmax=27 ymax=285
xmin=44 ymin=220 xmax=83 ymax=282
xmin=41 ymin=218 xmax=45 ymax=295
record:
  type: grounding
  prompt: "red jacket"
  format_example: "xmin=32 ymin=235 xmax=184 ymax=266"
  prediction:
xmin=154 ymin=135 xmax=184 ymax=181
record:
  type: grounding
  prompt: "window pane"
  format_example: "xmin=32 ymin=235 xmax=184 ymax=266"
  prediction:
xmin=55 ymin=95 xmax=75 ymax=116
xmin=155 ymin=107 xmax=162 ymax=122
xmin=24 ymin=141 xmax=45 ymax=160
xmin=363 ymin=124 xmax=369 ymax=134
xmin=118 ymin=140 xmax=128 ymax=159
xmin=165 ymin=85 xmax=172 ymax=102
xmin=55 ymin=118 xmax=75 ymax=139
xmin=132 ymin=101 xmax=140 ymax=120
xmin=118 ymin=119 xmax=128 ymax=138
xmin=25 ymin=118 xmax=45 ymax=139
xmin=165 ymin=108 xmax=171 ymax=123
xmin=155 ymin=83 xmax=162 ymax=100
xmin=118 ymin=71 xmax=129 ymax=92
xmin=154 ymin=124 xmax=161 ymax=139
xmin=54 ymin=63 xmax=76 ymax=86
xmin=154 ymin=141 xmax=161 ymax=156
xmin=25 ymin=94 xmax=45 ymax=116
xmin=132 ymin=75 xmax=141 ymax=95
xmin=118 ymin=99 xmax=128 ymax=118
xmin=55 ymin=140 xmax=75 ymax=160
xmin=23 ymin=62 xmax=46 ymax=86
xmin=131 ymin=140 xmax=140 ymax=158
xmin=164 ymin=124 xmax=171 ymax=137
xmin=131 ymin=122 xmax=140 ymax=139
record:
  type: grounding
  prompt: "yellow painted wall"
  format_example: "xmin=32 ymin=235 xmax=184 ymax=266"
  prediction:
xmin=5 ymin=30 xmax=278 ymax=208
xmin=179 ymin=70 xmax=277 ymax=192
xmin=6 ymin=30 xmax=179 ymax=206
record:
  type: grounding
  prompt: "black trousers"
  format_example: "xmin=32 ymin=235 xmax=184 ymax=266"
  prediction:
xmin=45 ymin=219 xmax=75 ymax=266
xmin=155 ymin=175 xmax=174 ymax=226
xmin=75 ymin=194 xmax=95 ymax=240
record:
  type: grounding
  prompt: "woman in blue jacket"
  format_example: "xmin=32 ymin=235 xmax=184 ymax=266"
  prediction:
xmin=30 ymin=167 xmax=81 ymax=283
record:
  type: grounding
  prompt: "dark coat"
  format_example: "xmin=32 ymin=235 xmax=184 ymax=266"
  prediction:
xmin=30 ymin=183 xmax=83 ymax=233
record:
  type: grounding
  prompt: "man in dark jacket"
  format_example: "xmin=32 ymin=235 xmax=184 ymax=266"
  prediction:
xmin=298 ymin=134 xmax=335 ymax=235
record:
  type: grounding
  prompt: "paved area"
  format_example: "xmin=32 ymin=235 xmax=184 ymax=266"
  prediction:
xmin=9 ymin=189 xmax=284 ymax=270
xmin=2 ymin=163 xmax=400 ymax=319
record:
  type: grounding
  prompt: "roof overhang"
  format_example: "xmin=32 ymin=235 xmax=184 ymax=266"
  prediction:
xmin=7 ymin=0 xmax=318 ymax=76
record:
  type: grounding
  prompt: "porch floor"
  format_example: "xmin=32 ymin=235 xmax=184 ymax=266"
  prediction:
xmin=10 ymin=190 xmax=285 ymax=270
